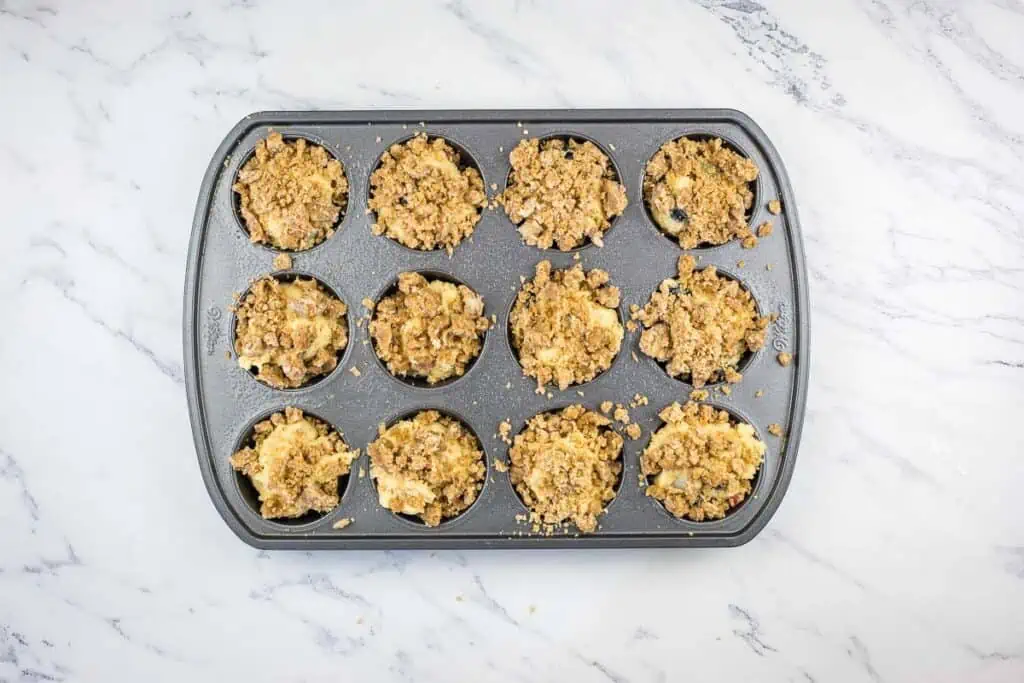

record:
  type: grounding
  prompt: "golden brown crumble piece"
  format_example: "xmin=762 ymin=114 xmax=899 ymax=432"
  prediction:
xmin=498 ymin=420 xmax=513 ymax=445
xmin=720 ymin=385 xmax=732 ymax=395
xmin=233 ymin=133 xmax=348 ymax=251
xmin=494 ymin=460 xmax=508 ymax=473
xmin=630 ymin=394 xmax=649 ymax=408
xmin=757 ymin=221 xmax=774 ymax=238
xmin=768 ymin=423 xmax=783 ymax=437
xmin=498 ymin=137 xmax=627 ymax=251
xmin=742 ymin=235 xmax=758 ymax=249
xmin=613 ymin=405 xmax=630 ymax=424
xmin=625 ymin=424 xmax=642 ymax=440
xmin=777 ymin=352 xmax=793 ymax=367
xmin=755 ymin=390 xmax=764 ymax=398
xmin=768 ymin=199 xmax=782 ymax=215
xmin=362 ymin=298 xmax=375 ymax=311
xmin=642 ymin=402 xmax=765 ymax=521
xmin=511 ymin=261 xmax=623 ymax=391
xmin=632 ymin=255 xmax=769 ymax=387
xmin=369 ymin=272 xmax=489 ymax=384
xmin=230 ymin=407 xmax=357 ymax=520
xmin=600 ymin=400 xmax=613 ymax=414
xmin=368 ymin=134 xmax=486 ymax=253
xmin=690 ymin=389 xmax=710 ymax=401
xmin=643 ymin=137 xmax=758 ymax=249
xmin=368 ymin=410 xmax=485 ymax=526
xmin=332 ymin=518 xmax=353 ymax=529
xmin=349 ymin=367 xmax=361 ymax=377
xmin=234 ymin=276 xmax=348 ymax=389
xmin=272 ymin=253 xmax=292 ymax=271
xmin=509 ymin=405 xmax=623 ymax=533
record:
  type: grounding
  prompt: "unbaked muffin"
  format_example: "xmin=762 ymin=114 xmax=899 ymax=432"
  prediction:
xmin=642 ymin=401 xmax=765 ymax=521
xmin=643 ymin=137 xmax=758 ymax=248
xmin=233 ymin=132 xmax=348 ymax=251
xmin=510 ymin=261 xmax=623 ymax=391
xmin=369 ymin=272 xmax=489 ymax=385
xmin=368 ymin=410 xmax=486 ymax=526
xmin=368 ymin=134 xmax=486 ymax=253
xmin=499 ymin=137 xmax=627 ymax=251
xmin=632 ymin=255 xmax=768 ymax=387
xmin=234 ymin=276 xmax=348 ymax=389
xmin=231 ymin=407 xmax=358 ymax=520
xmin=508 ymin=405 xmax=623 ymax=533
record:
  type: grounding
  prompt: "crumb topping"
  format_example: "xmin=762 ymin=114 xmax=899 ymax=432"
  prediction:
xmin=369 ymin=134 xmax=486 ymax=252
xmin=768 ymin=199 xmax=782 ymax=215
xmin=499 ymin=138 xmax=627 ymax=251
xmin=633 ymin=255 xmax=768 ymax=387
xmin=233 ymin=133 xmax=347 ymax=251
xmin=368 ymin=410 xmax=485 ymax=526
xmin=509 ymin=405 xmax=623 ymax=533
xmin=642 ymin=402 xmax=765 ymax=521
xmin=234 ymin=277 xmax=348 ymax=388
xmin=643 ymin=137 xmax=758 ymax=248
xmin=777 ymin=352 xmax=793 ymax=367
xmin=511 ymin=261 xmax=623 ymax=391
xmin=230 ymin=408 xmax=357 ymax=519
xmin=369 ymin=272 xmax=489 ymax=384
xmin=272 ymin=253 xmax=292 ymax=271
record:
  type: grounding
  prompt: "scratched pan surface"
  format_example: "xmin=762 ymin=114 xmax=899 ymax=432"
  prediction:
xmin=183 ymin=109 xmax=810 ymax=549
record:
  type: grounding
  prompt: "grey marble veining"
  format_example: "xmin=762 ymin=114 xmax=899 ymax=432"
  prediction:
xmin=0 ymin=0 xmax=1022 ymax=681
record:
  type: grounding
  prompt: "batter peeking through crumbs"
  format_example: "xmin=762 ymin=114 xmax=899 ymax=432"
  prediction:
xmin=231 ymin=407 xmax=358 ymax=520
xmin=368 ymin=410 xmax=486 ymax=526
xmin=368 ymin=134 xmax=486 ymax=253
xmin=499 ymin=137 xmax=627 ymax=251
xmin=233 ymin=132 xmax=348 ymax=251
xmin=369 ymin=272 xmax=489 ymax=385
xmin=234 ymin=276 xmax=349 ymax=389
xmin=642 ymin=401 xmax=765 ymax=521
xmin=632 ymin=255 xmax=768 ymax=387
xmin=510 ymin=261 xmax=623 ymax=391
xmin=643 ymin=137 xmax=758 ymax=248
xmin=508 ymin=405 xmax=623 ymax=533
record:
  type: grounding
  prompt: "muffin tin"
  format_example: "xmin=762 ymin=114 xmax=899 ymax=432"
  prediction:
xmin=184 ymin=109 xmax=810 ymax=549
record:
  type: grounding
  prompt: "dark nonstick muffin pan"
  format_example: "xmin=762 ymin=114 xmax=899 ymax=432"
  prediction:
xmin=184 ymin=109 xmax=809 ymax=549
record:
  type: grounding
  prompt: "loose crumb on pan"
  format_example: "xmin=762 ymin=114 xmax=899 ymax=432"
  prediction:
xmin=777 ymin=351 xmax=793 ymax=367
xmin=494 ymin=459 xmax=508 ymax=473
xmin=757 ymin=221 xmax=774 ymax=238
xmin=625 ymin=424 xmax=642 ymax=440
xmin=233 ymin=132 xmax=348 ymax=251
xmin=768 ymin=199 xmax=782 ymax=215
xmin=369 ymin=272 xmax=489 ymax=384
xmin=755 ymin=390 xmax=764 ymax=398
xmin=690 ymin=389 xmax=710 ymax=401
xmin=234 ymin=276 xmax=348 ymax=389
xmin=231 ymin=407 xmax=358 ymax=520
xmin=511 ymin=261 xmax=623 ymax=391
xmin=509 ymin=405 xmax=623 ymax=533
xmin=368 ymin=410 xmax=485 ymax=526
xmin=720 ymin=385 xmax=732 ymax=396
xmin=643 ymin=137 xmax=758 ymax=249
xmin=641 ymin=401 xmax=765 ymax=521
xmin=613 ymin=405 xmax=630 ymax=424
xmin=272 ymin=253 xmax=292 ymax=271
xmin=332 ymin=517 xmax=353 ymax=529
xmin=368 ymin=134 xmax=486 ymax=253
xmin=498 ymin=419 xmax=513 ymax=444
xmin=768 ymin=423 xmax=783 ymax=437
xmin=349 ymin=366 xmax=361 ymax=377
xmin=632 ymin=255 xmax=769 ymax=387
xmin=600 ymin=401 xmax=613 ymax=414
xmin=498 ymin=137 xmax=627 ymax=251
xmin=630 ymin=393 xmax=649 ymax=408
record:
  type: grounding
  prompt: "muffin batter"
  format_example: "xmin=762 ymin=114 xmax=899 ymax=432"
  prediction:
xmin=230 ymin=407 xmax=358 ymax=520
xmin=369 ymin=272 xmax=489 ymax=384
xmin=509 ymin=405 xmax=623 ymax=533
xmin=234 ymin=276 xmax=348 ymax=389
xmin=369 ymin=134 xmax=486 ymax=253
xmin=642 ymin=401 xmax=765 ymax=521
xmin=643 ymin=137 xmax=758 ymax=248
xmin=499 ymin=137 xmax=628 ymax=251
xmin=510 ymin=261 xmax=623 ymax=391
xmin=233 ymin=133 xmax=348 ymax=251
xmin=368 ymin=410 xmax=486 ymax=526
xmin=633 ymin=255 xmax=768 ymax=387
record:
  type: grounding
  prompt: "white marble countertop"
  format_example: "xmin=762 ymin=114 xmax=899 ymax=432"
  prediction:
xmin=2 ymin=1 xmax=1023 ymax=681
